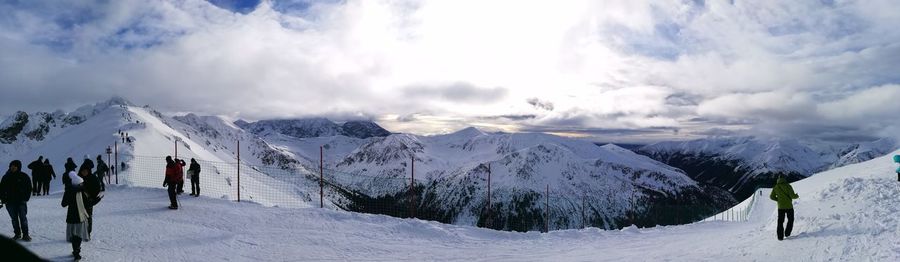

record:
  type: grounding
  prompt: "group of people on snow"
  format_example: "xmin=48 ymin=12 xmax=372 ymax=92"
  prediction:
xmin=0 ymin=155 xmax=105 ymax=260
xmin=163 ymin=157 xmax=201 ymax=210
xmin=26 ymin=156 xmax=56 ymax=196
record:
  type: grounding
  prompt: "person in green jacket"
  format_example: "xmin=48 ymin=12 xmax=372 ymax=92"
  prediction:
xmin=770 ymin=176 xmax=799 ymax=240
xmin=894 ymin=155 xmax=900 ymax=181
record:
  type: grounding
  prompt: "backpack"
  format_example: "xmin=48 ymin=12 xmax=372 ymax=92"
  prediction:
xmin=84 ymin=174 xmax=103 ymax=206
xmin=894 ymin=155 xmax=900 ymax=163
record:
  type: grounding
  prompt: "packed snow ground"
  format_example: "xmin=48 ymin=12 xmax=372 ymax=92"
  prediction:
xmin=3 ymin=151 xmax=900 ymax=261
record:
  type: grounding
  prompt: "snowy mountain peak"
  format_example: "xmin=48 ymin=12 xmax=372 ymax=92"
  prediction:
xmin=450 ymin=127 xmax=486 ymax=138
xmin=341 ymin=120 xmax=392 ymax=138
xmin=104 ymin=96 xmax=134 ymax=107
xmin=600 ymin=143 xmax=632 ymax=154
xmin=239 ymin=118 xmax=391 ymax=139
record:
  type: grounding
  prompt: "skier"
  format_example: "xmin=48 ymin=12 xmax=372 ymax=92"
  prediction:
xmin=188 ymin=158 xmax=201 ymax=197
xmin=95 ymin=155 xmax=109 ymax=191
xmin=770 ymin=176 xmax=799 ymax=240
xmin=26 ymin=156 xmax=43 ymax=196
xmin=175 ymin=158 xmax=186 ymax=195
xmin=62 ymin=167 xmax=90 ymax=260
xmin=163 ymin=156 xmax=181 ymax=209
xmin=42 ymin=159 xmax=57 ymax=195
xmin=0 ymin=160 xmax=32 ymax=241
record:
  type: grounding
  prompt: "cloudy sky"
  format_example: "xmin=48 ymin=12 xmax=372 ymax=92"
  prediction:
xmin=1 ymin=0 xmax=899 ymax=143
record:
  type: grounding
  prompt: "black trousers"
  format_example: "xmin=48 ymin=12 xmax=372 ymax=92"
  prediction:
xmin=777 ymin=209 xmax=794 ymax=240
xmin=190 ymin=176 xmax=200 ymax=195
xmin=72 ymin=236 xmax=82 ymax=254
xmin=41 ymin=180 xmax=51 ymax=195
xmin=176 ymin=181 xmax=184 ymax=194
xmin=32 ymin=178 xmax=39 ymax=195
xmin=86 ymin=207 xmax=93 ymax=235
xmin=168 ymin=185 xmax=178 ymax=207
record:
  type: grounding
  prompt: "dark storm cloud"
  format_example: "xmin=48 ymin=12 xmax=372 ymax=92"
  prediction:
xmin=401 ymin=82 xmax=508 ymax=104
xmin=477 ymin=114 xmax=537 ymax=121
xmin=526 ymin=97 xmax=554 ymax=111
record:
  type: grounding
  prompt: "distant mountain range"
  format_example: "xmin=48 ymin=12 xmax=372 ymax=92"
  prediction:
xmin=1 ymin=97 xmax=895 ymax=231
xmin=637 ymin=137 xmax=897 ymax=199
xmin=235 ymin=118 xmax=391 ymax=139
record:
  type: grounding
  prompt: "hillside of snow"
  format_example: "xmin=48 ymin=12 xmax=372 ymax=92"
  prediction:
xmin=4 ymin=150 xmax=898 ymax=261
xmin=0 ymin=98 xmax=323 ymax=209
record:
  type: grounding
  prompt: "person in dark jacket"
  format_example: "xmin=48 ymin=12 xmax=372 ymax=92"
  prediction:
xmin=175 ymin=158 xmax=186 ymax=195
xmin=188 ymin=158 xmax=201 ymax=197
xmin=80 ymin=159 xmax=101 ymax=237
xmin=64 ymin=158 xmax=77 ymax=174
xmin=27 ymin=156 xmax=43 ymax=196
xmin=770 ymin=176 xmax=800 ymax=240
xmin=62 ymin=167 xmax=90 ymax=260
xmin=41 ymin=159 xmax=56 ymax=196
xmin=0 ymin=160 xmax=32 ymax=241
xmin=95 ymin=155 xmax=108 ymax=191
xmin=164 ymin=156 xmax=181 ymax=209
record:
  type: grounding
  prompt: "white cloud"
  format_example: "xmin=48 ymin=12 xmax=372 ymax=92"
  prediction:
xmin=0 ymin=0 xmax=899 ymax=142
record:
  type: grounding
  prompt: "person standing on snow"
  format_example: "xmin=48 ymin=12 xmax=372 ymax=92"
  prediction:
xmin=80 ymin=159 xmax=102 ymax=237
xmin=62 ymin=167 xmax=90 ymax=260
xmin=27 ymin=156 xmax=43 ymax=196
xmin=0 ymin=160 xmax=33 ymax=241
xmin=894 ymin=155 xmax=900 ymax=182
xmin=41 ymin=159 xmax=57 ymax=195
xmin=770 ymin=176 xmax=800 ymax=240
xmin=175 ymin=158 xmax=186 ymax=195
xmin=163 ymin=156 xmax=182 ymax=209
xmin=188 ymin=158 xmax=201 ymax=197
xmin=95 ymin=155 xmax=109 ymax=191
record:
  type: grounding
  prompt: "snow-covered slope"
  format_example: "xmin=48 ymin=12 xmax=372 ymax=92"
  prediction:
xmin=5 ymin=151 xmax=898 ymax=261
xmin=638 ymin=136 xmax=897 ymax=199
xmin=0 ymin=98 xmax=321 ymax=208
xmin=327 ymin=128 xmax=735 ymax=231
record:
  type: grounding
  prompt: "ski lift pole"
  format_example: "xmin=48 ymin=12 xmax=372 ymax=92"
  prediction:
xmin=237 ymin=140 xmax=240 ymax=202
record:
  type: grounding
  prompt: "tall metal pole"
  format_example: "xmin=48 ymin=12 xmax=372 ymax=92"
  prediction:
xmin=114 ymin=141 xmax=118 ymax=184
xmin=487 ymin=163 xmax=491 ymax=223
xmin=237 ymin=140 xmax=240 ymax=202
xmin=174 ymin=139 xmax=178 ymax=160
xmin=582 ymin=194 xmax=586 ymax=229
xmin=410 ymin=155 xmax=415 ymax=218
xmin=107 ymin=149 xmax=112 ymax=185
xmin=545 ymin=185 xmax=550 ymax=233
xmin=319 ymin=146 xmax=324 ymax=208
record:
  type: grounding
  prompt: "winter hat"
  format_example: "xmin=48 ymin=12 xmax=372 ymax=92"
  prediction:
xmin=65 ymin=157 xmax=77 ymax=172
xmin=81 ymin=158 xmax=94 ymax=171
xmin=9 ymin=160 xmax=21 ymax=169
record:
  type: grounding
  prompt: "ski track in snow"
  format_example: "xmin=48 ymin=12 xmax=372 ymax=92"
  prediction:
xmin=3 ymin=151 xmax=900 ymax=261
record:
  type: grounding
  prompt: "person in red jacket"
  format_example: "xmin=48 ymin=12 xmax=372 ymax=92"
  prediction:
xmin=163 ymin=156 xmax=181 ymax=210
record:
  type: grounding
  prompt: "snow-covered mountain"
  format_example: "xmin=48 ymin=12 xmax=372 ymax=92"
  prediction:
xmin=236 ymin=118 xmax=391 ymax=139
xmin=171 ymin=113 xmax=302 ymax=169
xmin=326 ymin=128 xmax=736 ymax=231
xmin=0 ymin=97 xmax=321 ymax=208
xmin=637 ymin=136 xmax=897 ymax=199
